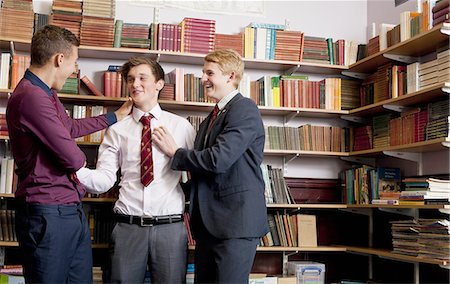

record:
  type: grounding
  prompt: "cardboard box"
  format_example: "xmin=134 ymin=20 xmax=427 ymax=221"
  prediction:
xmin=287 ymin=261 xmax=325 ymax=284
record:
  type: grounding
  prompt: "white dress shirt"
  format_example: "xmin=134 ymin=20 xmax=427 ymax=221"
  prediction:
xmin=77 ymin=104 xmax=196 ymax=216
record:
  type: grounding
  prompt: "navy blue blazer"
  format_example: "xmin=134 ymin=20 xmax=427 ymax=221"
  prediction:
xmin=172 ymin=93 xmax=269 ymax=239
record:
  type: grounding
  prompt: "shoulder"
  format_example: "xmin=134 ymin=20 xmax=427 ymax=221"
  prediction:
xmin=110 ymin=114 xmax=134 ymax=131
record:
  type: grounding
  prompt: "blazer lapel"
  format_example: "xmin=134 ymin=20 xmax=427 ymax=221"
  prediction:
xmin=205 ymin=93 xmax=243 ymax=147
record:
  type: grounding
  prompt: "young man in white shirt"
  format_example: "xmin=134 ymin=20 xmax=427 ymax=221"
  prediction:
xmin=77 ymin=56 xmax=196 ymax=283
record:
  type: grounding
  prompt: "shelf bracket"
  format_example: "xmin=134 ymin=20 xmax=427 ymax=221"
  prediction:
xmin=340 ymin=208 xmax=373 ymax=216
xmin=155 ymin=53 xmax=161 ymax=63
xmin=383 ymin=151 xmax=421 ymax=163
xmin=341 ymin=71 xmax=369 ymax=80
xmin=379 ymin=207 xmax=416 ymax=217
xmin=284 ymin=64 xmax=300 ymax=76
xmin=441 ymin=23 xmax=450 ymax=36
xmin=383 ymin=53 xmax=419 ymax=64
xmin=340 ymin=115 xmax=370 ymax=124
xmin=285 ymin=110 xmax=299 ymax=123
xmin=383 ymin=104 xmax=418 ymax=113
xmin=282 ymin=251 xmax=298 ymax=276
xmin=340 ymin=156 xmax=376 ymax=167
xmin=285 ymin=153 xmax=300 ymax=164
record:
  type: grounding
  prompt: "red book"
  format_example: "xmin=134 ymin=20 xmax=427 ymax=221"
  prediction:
xmin=81 ymin=75 xmax=103 ymax=96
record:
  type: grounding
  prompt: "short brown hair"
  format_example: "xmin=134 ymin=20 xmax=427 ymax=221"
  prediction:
xmin=204 ymin=49 xmax=244 ymax=88
xmin=31 ymin=25 xmax=79 ymax=67
xmin=120 ymin=56 xmax=165 ymax=82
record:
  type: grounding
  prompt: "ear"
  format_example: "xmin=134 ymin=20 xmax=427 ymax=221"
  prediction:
xmin=227 ymin=71 xmax=236 ymax=83
xmin=155 ymin=79 xmax=164 ymax=91
xmin=55 ymin=53 xmax=64 ymax=67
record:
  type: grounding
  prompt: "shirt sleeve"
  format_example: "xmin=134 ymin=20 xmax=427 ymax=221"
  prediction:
xmin=77 ymin=126 xmax=120 ymax=194
xmin=20 ymin=91 xmax=86 ymax=171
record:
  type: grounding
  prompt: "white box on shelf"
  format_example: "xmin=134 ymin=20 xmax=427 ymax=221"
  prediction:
xmin=287 ymin=261 xmax=325 ymax=284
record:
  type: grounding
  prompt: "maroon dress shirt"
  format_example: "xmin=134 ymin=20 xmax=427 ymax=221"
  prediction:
xmin=6 ymin=70 xmax=117 ymax=204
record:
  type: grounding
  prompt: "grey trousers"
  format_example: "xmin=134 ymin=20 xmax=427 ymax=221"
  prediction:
xmin=109 ymin=221 xmax=187 ymax=284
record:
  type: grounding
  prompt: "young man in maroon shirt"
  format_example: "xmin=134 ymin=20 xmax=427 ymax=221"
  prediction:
xmin=6 ymin=25 xmax=132 ymax=283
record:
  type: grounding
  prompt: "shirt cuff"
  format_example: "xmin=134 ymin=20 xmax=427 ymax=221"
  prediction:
xmin=105 ymin=112 xmax=117 ymax=125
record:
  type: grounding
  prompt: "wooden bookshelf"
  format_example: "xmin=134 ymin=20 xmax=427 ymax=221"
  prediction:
xmin=264 ymin=149 xmax=350 ymax=157
xmin=350 ymin=138 xmax=448 ymax=156
xmin=348 ymin=23 xmax=450 ymax=74
xmin=267 ymin=203 xmax=347 ymax=209
xmin=257 ymin=246 xmax=346 ymax=252
xmin=348 ymin=82 xmax=450 ymax=117
xmin=0 ymin=241 xmax=18 ymax=247
xmin=0 ymin=194 xmax=14 ymax=198
xmin=82 ymin=197 xmax=117 ymax=203
xmin=58 ymin=93 xmax=128 ymax=104
xmin=348 ymin=204 xmax=450 ymax=210
xmin=346 ymin=246 xmax=448 ymax=266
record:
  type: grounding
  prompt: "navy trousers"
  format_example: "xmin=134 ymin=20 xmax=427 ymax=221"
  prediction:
xmin=15 ymin=203 xmax=93 ymax=283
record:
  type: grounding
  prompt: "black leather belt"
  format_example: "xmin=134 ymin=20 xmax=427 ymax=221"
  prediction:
xmin=115 ymin=214 xmax=183 ymax=227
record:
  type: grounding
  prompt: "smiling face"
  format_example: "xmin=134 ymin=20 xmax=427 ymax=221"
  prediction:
xmin=127 ymin=64 xmax=164 ymax=112
xmin=201 ymin=61 xmax=235 ymax=102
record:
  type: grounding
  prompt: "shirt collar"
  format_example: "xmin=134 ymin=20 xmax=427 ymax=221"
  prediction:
xmin=24 ymin=69 xmax=53 ymax=96
xmin=132 ymin=104 xmax=162 ymax=123
xmin=216 ymin=89 xmax=238 ymax=110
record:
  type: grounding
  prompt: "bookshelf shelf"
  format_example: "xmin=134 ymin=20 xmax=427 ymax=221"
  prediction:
xmin=348 ymin=82 xmax=450 ymax=117
xmin=58 ymin=93 xmax=128 ymax=104
xmin=0 ymin=194 xmax=14 ymax=198
xmin=349 ymin=138 xmax=447 ymax=156
xmin=267 ymin=203 xmax=347 ymax=209
xmin=0 ymin=136 xmax=8 ymax=140
xmin=347 ymin=204 xmax=450 ymax=210
xmin=346 ymin=246 xmax=448 ymax=266
xmin=0 ymin=88 xmax=12 ymax=94
xmin=92 ymin=243 xmax=109 ymax=249
xmin=264 ymin=149 xmax=349 ymax=157
xmin=0 ymin=241 xmax=18 ymax=247
xmin=348 ymin=23 xmax=449 ymax=74
xmin=257 ymin=246 xmax=346 ymax=252
xmin=82 ymin=197 xmax=117 ymax=203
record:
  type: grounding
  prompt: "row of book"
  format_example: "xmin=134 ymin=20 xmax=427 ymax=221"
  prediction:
xmin=0 ymin=209 xmax=16 ymax=242
xmin=69 ymin=105 xmax=108 ymax=143
xmin=367 ymin=0 xmax=448 ymax=57
xmin=262 ymin=213 xmax=317 ymax=248
xmin=264 ymin=125 xmax=350 ymax=153
xmin=352 ymin=98 xmax=449 ymax=151
xmin=391 ymin=218 xmax=450 ymax=261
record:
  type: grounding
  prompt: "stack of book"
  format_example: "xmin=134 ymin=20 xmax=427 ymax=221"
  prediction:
xmin=426 ymin=98 xmax=449 ymax=140
xmin=432 ymin=0 xmax=449 ymax=27
xmin=181 ymin=17 xmax=215 ymax=54
xmin=437 ymin=48 xmax=450 ymax=83
xmin=214 ymin=33 xmax=243 ymax=56
xmin=50 ymin=0 xmax=82 ymax=39
xmin=120 ymin=22 xmax=151 ymax=49
xmin=0 ymin=0 xmax=34 ymax=41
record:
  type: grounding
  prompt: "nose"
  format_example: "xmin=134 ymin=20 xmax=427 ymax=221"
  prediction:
xmin=132 ymin=78 xmax=140 ymax=88
xmin=201 ymin=73 xmax=207 ymax=84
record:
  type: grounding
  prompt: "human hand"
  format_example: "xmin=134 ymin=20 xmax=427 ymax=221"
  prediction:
xmin=152 ymin=126 xmax=179 ymax=157
xmin=114 ymin=98 xmax=133 ymax=121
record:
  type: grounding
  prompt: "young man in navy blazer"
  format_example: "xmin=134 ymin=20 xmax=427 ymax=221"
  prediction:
xmin=153 ymin=49 xmax=268 ymax=283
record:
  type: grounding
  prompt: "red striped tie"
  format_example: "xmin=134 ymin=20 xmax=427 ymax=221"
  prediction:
xmin=208 ymin=104 xmax=219 ymax=130
xmin=140 ymin=114 xmax=154 ymax=186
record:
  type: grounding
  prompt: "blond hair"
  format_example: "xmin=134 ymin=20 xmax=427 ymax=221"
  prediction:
xmin=204 ymin=49 xmax=244 ymax=88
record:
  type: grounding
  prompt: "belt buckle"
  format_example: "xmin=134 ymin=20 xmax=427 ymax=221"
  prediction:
xmin=140 ymin=217 xmax=153 ymax=227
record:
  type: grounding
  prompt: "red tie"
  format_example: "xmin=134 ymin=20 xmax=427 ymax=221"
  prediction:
xmin=140 ymin=114 xmax=154 ymax=187
xmin=208 ymin=105 xmax=219 ymax=130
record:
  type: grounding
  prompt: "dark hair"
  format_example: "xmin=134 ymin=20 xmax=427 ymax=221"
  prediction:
xmin=120 ymin=56 xmax=165 ymax=82
xmin=31 ymin=25 xmax=80 ymax=67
